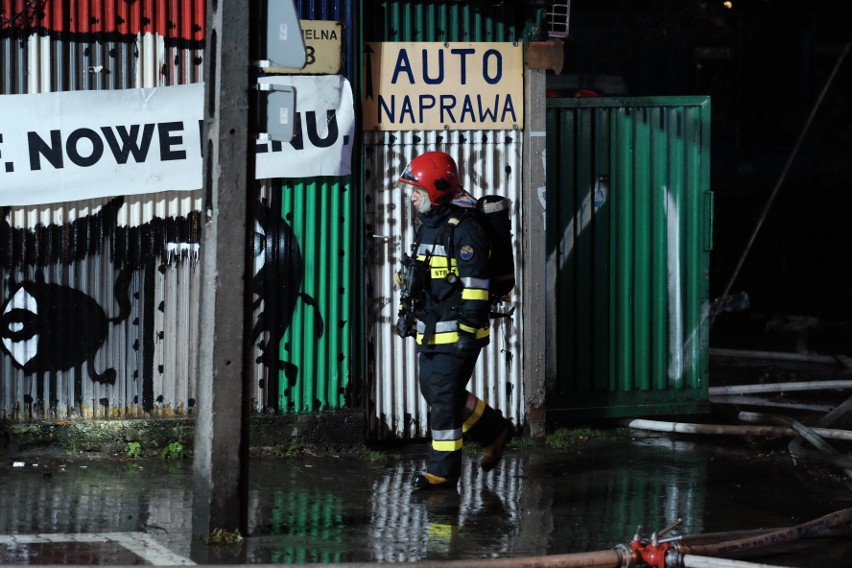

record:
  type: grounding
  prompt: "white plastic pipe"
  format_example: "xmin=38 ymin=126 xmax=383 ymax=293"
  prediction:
xmin=684 ymin=554 xmax=790 ymax=568
xmin=709 ymin=395 xmax=833 ymax=412
xmin=710 ymin=347 xmax=852 ymax=366
xmin=709 ymin=380 xmax=852 ymax=395
xmin=626 ymin=418 xmax=852 ymax=442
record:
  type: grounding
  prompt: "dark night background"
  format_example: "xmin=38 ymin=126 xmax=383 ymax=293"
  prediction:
xmin=553 ymin=0 xmax=852 ymax=355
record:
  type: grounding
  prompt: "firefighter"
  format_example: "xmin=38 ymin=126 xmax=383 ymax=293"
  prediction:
xmin=395 ymin=151 xmax=514 ymax=490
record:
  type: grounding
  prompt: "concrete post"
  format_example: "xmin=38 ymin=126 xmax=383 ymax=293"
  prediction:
xmin=192 ymin=0 xmax=253 ymax=541
xmin=522 ymin=67 xmax=548 ymax=439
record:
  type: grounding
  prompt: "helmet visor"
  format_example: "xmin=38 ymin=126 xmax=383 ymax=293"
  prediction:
xmin=399 ymin=164 xmax=419 ymax=184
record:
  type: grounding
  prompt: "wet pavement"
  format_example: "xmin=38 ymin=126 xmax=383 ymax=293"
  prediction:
xmin=2 ymin=355 xmax=852 ymax=566
xmin=1 ymin=427 xmax=851 ymax=567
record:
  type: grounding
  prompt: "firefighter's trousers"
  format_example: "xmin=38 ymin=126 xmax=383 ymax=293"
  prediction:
xmin=417 ymin=349 xmax=508 ymax=480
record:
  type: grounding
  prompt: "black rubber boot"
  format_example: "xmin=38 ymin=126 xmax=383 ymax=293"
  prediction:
xmin=480 ymin=421 xmax=514 ymax=472
xmin=412 ymin=472 xmax=458 ymax=490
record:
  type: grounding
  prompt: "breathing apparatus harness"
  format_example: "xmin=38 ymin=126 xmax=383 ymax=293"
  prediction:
xmin=395 ymin=216 xmax=464 ymax=342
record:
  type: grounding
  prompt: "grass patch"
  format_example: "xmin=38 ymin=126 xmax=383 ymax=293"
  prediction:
xmin=546 ymin=427 xmax=619 ymax=450
xmin=273 ymin=444 xmax=303 ymax=458
xmin=463 ymin=434 xmax=536 ymax=455
xmin=161 ymin=441 xmax=186 ymax=461
xmin=508 ymin=436 xmax=537 ymax=450
xmin=206 ymin=528 xmax=243 ymax=545
xmin=124 ymin=441 xmax=142 ymax=458
xmin=363 ymin=448 xmax=388 ymax=463
xmin=462 ymin=443 xmax=481 ymax=457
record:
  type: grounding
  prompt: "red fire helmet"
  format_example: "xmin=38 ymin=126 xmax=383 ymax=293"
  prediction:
xmin=397 ymin=151 xmax=463 ymax=206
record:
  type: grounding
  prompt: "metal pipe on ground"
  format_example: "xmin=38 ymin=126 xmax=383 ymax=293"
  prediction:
xmin=626 ymin=418 xmax=852 ymax=442
xmin=806 ymin=391 xmax=852 ymax=427
xmin=737 ymin=412 xmax=838 ymax=454
xmin=709 ymin=395 xmax=833 ymax=413
xmin=709 ymin=348 xmax=852 ymax=367
xmin=709 ymin=381 xmax=852 ymax=395
xmin=738 ymin=411 xmax=841 ymax=455
xmin=739 ymin=411 xmax=852 ymax=477
xmin=790 ymin=391 xmax=852 ymax=470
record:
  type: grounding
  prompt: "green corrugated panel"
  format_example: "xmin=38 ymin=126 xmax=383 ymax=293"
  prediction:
xmin=365 ymin=0 xmax=523 ymax=42
xmin=276 ymin=179 xmax=353 ymax=412
xmin=546 ymin=97 xmax=712 ymax=420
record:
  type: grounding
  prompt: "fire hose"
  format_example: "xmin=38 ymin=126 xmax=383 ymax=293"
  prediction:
xmin=299 ymin=508 xmax=852 ymax=568
xmin=628 ymin=507 xmax=852 ymax=568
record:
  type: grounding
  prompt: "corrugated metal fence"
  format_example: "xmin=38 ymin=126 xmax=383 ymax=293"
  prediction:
xmin=0 ymin=0 xmax=204 ymax=92
xmin=1 ymin=0 xmax=357 ymax=419
xmin=361 ymin=0 xmax=530 ymax=438
xmin=545 ymin=96 xmax=712 ymax=419
xmin=364 ymin=130 xmax=524 ymax=438
xmin=1 ymin=0 xmax=204 ymax=419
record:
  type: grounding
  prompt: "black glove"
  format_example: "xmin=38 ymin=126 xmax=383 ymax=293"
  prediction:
xmin=454 ymin=328 xmax=478 ymax=354
xmin=395 ymin=313 xmax=416 ymax=338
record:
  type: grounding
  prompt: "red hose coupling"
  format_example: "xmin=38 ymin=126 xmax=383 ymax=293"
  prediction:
xmin=630 ymin=539 xmax=672 ymax=568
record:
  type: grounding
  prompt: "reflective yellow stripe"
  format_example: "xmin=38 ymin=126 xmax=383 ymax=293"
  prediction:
xmin=462 ymin=398 xmax=486 ymax=432
xmin=417 ymin=327 xmax=490 ymax=345
xmin=419 ymin=331 xmax=457 ymax=345
xmin=461 ymin=288 xmax=489 ymax=301
xmin=458 ymin=322 xmax=477 ymax=334
xmin=419 ymin=255 xmax=457 ymax=268
xmin=419 ymin=255 xmax=457 ymax=279
xmin=429 ymin=522 xmax=455 ymax=541
xmin=432 ymin=438 xmax=463 ymax=452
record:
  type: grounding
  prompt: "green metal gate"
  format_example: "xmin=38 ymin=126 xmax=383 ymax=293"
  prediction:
xmin=546 ymin=97 xmax=713 ymax=420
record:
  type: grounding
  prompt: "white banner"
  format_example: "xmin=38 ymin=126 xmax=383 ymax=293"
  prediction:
xmin=256 ymin=75 xmax=354 ymax=179
xmin=0 ymin=76 xmax=355 ymax=206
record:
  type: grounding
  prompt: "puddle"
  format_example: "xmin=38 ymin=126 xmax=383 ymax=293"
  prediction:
xmin=1 ymin=434 xmax=850 ymax=566
xmin=0 ymin=541 xmax=145 ymax=565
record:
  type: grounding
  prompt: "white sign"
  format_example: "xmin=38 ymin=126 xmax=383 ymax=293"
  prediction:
xmin=0 ymin=76 xmax=355 ymax=206
xmin=363 ymin=42 xmax=524 ymax=131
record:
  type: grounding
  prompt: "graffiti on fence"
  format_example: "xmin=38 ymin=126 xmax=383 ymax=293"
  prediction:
xmin=252 ymin=202 xmax=324 ymax=407
xmin=2 ymin=198 xmax=323 ymax=411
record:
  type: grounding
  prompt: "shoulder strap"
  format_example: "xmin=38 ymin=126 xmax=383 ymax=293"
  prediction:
xmin=410 ymin=222 xmax=423 ymax=256
xmin=443 ymin=212 xmax=464 ymax=259
xmin=419 ymin=291 xmax=462 ymax=345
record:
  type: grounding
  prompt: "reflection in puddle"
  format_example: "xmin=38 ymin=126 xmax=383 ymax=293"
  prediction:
xmin=367 ymin=458 xmax=523 ymax=562
xmin=0 ymin=541 xmax=145 ymax=565
xmin=1 ymin=436 xmax=849 ymax=567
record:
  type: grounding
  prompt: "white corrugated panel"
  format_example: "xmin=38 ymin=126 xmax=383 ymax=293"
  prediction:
xmin=1 ymin=3 xmax=204 ymax=419
xmin=0 ymin=193 xmax=202 ymax=419
xmin=365 ymin=130 xmax=525 ymax=439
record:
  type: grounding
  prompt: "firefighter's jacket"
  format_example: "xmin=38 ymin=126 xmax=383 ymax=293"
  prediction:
xmin=412 ymin=204 xmax=491 ymax=352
